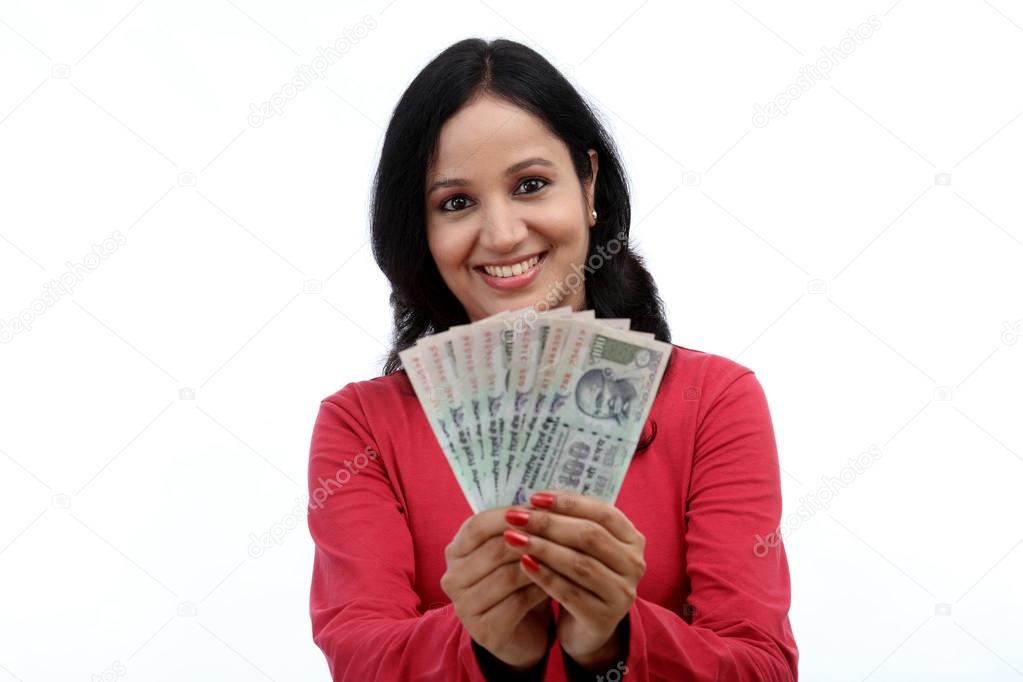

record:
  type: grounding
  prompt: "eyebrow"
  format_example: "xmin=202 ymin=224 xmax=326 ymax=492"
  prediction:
xmin=427 ymin=157 xmax=555 ymax=195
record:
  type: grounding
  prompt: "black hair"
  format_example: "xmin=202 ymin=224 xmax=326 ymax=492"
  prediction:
xmin=369 ymin=37 xmax=672 ymax=377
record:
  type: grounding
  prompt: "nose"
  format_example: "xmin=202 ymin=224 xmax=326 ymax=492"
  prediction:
xmin=478 ymin=200 xmax=528 ymax=254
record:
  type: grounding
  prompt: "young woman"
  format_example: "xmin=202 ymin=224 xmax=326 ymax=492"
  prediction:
xmin=307 ymin=37 xmax=799 ymax=681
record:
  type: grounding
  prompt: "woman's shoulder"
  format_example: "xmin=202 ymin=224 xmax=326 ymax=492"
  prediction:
xmin=319 ymin=369 xmax=416 ymax=415
xmin=313 ymin=371 xmax=422 ymax=442
xmin=651 ymin=344 xmax=771 ymax=443
xmin=664 ymin=342 xmax=757 ymax=389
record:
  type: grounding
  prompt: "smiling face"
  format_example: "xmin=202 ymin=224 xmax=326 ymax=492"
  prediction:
xmin=424 ymin=93 xmax=598 ymax=322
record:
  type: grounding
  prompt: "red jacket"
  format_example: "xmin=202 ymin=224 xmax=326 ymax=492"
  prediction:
xmin=307 ymin=344 xmax=799 ymax=680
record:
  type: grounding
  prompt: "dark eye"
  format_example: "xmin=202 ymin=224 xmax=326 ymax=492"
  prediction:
xmin=440 ymin=195 xmax=472 ymax=212
xmin=515 ymin=177 xmax=548 ymax=195
xmin=438 ymin=177 xmax=549 ymax=213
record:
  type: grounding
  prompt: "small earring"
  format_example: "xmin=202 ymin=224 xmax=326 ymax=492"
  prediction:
xmin=591 ymin=209 xmax=598 ymax=221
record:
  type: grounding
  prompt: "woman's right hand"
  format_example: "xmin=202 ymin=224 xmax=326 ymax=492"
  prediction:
xmin=441 ymin=507 xmax=553 ymax=670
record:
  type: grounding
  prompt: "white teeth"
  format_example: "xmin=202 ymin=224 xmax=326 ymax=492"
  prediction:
xmin=482 ymin=254 xmax=540 ymax=278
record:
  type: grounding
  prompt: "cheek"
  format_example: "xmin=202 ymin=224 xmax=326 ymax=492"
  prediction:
xmin=424 ymin=223 xmax=441 ymax=258
xmin=426 ymin=225 xmax=471 ymax=271
xmin=532 ymin=198 xmax=589 ymax=252
xmin=546 ymin=200 xmax=585 ymax=238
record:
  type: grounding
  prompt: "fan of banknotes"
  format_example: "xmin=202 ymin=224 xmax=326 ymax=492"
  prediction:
xmin=398 ymin=306 xmax=672 ymax=511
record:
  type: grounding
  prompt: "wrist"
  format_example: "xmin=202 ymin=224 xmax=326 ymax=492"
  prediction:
xmin=562 ymin=617 xmax=629 ymax=673
xmin=472 ymin=640 xmax=548 ymax=679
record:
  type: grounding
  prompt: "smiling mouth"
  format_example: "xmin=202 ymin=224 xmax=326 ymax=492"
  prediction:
xmin=473 ymin=250 xmax=548 ymax=278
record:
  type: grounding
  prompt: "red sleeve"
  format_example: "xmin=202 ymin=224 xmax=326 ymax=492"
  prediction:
xmin=306 ymin=387 xmax=535 ymax=681
xmin=616 ymin=370 xmax=799 ymax=681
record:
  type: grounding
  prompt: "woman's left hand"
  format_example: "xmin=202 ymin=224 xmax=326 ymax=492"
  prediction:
xmin=501 ymin=490 xmax=647 ymax=670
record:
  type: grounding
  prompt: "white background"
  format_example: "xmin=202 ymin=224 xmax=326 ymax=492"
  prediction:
xmin=2 ymin=1 xmax=1022 ymax=679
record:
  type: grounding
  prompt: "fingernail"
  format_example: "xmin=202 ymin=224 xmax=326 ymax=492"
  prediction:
xmin=521 ymin=554 xmax=540 ymax=572
xmin=505 ymin=509 xmax=530 ymax=527
xmin=530 ymin=492 xmax=554 ymax=509
xmin=503 ymin=529 xmax=529 ymax=547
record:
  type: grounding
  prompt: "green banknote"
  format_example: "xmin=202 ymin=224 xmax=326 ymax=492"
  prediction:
xmin=399 ymin=306 xmax=671 ymax=509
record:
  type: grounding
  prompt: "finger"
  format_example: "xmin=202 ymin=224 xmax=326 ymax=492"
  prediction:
xmin=518 ymin=553 xmax=612 ymax=621
xmin=528 ymin=491 xmax=643 ymax=546
xmin=504 ymin=508 xmax=638 ymax=577
xmin=485 ymin=583 xmax=550 ymax=625
xmin=455 ymin=535 xmax=523 ymax=589
xmin=446 ymin=506 xmax=519 ymax=559
xmin=529 ymin=591 xmax=553 ymax=614
xmin=506 ymin=530 xmax=627 ymax=605
xmin=464 ymin=560 xmax=535 ymax=617
xmin=516 ymin=583 xmax=552 ymax=617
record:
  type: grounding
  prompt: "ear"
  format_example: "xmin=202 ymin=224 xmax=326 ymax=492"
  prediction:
xmin=586 ymin=149 xmax=599 ymax=227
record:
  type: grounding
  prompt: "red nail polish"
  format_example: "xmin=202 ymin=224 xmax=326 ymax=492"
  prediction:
xmin=505 ymin=509 xmax=530 ymax=526
xmin=530 ymin=492 xmax=554 ymax=509
xmin=504 ymin=529 xmax=529 ymax=547
xmin=521 ymin=554 xmax=540 ymax=572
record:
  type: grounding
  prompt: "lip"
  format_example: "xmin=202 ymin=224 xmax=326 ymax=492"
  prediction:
xmin=475 ymin=250 xmax=547 ymax=291
xmin=473 ymin=250 xmax=547 ymax=268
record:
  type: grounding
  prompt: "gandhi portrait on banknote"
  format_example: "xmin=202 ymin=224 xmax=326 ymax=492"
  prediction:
xmin=574 ymin=367 xmax=638 ymax=425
